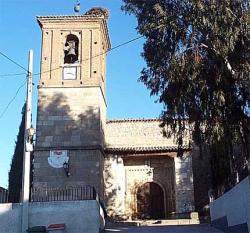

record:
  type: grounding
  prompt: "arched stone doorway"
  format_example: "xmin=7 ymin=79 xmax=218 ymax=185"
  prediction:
xmin=136 ymin=182 xmax=165 ymax=219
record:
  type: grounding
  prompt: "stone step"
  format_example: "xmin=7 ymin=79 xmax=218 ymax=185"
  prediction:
xmin=106 ymin=219 xmax=200 ymax=227
xmin=140 ymin=219 xmax=200 ymax=226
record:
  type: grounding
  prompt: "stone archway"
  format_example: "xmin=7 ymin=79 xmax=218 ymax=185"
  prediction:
xmin=136 ymin=182 xmax=165 ymax=219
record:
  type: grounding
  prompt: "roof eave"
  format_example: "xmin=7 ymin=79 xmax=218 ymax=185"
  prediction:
xmin=36 ymin=15 xmax=111 ymax=50
xmin=105 ymin=145 xmax=191 ymax=155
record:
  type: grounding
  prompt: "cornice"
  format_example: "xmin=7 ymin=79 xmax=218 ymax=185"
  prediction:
xmin=36 ymin=15 xmax=111 ymax=50
xmin=107 ymin=118 xmax=162 ymax=124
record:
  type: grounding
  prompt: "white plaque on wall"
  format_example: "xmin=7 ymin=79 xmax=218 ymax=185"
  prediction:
xmin=48 ymin=150 xmax=69 ymax=168
xmin=63 ymin=66 xmax=77 ymax=80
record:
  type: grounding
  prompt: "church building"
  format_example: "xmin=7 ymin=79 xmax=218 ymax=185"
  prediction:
xmin=33 ymin=7 xmax=196 ymax=220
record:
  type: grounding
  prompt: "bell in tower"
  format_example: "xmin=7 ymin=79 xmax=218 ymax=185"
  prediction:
xmin=64 ymin=34 xmax=79 ymax=64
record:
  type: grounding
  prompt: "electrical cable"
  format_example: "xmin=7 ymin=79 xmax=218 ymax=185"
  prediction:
xmin=0 ymin=79 xmax=27 ymax=119
xmin=0 ymin=34 xmax=145 ymax=78
xmin=0 ymin=34 xmax=144 ymax=118
xmin=0 ymin=20 xmax=169 ymax=78
xmin=32 ymin=34 xmax=144 ymax=76
xmin=108 ymin=35 xmax=144 ymax=52
xmin=0 ymin=51 xmax=28 ymax=73
xmin=0 ymin=35 xmax=144 ymax=78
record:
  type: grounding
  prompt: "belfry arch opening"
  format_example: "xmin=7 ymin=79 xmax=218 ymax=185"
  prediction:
xmin=136 ymin=182 xmax=165 ymax=219
xmin=64 ymin=34 xmax=79 ymax=64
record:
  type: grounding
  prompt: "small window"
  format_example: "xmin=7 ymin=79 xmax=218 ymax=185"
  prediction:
xmin=64 ymin=34 xmax=79 ymax=64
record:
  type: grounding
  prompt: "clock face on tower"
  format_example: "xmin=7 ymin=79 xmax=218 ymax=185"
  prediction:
xmin=63 ymin=66 xmax=77 ymax=80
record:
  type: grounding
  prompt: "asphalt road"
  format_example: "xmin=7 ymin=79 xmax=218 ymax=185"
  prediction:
xmin=105 ymin=224 xmax=224 ymax=233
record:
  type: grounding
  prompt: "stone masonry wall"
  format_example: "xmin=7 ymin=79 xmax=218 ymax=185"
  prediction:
xmin=34 ymin=15 xmax=108 ymax=198
xmin=33 ymin=87 xmax=106 ymax=195
xmin=104 ymin=154 xmax=176 ymax=219
xmin=106 ymin=120 xmax=178 ymax=148
xmin=124 ymin=156 xmax=176 ymax=219
xmin=175 ymin=152 xmax=195 ymax=213
xmin=38 ymin=17 xmax=109 ymax=96
xmin=104 ymin=120 xmax=195 ymax=218
xmin=33 ymin=149 xmax=104 ymax=195
xmin=36 ymin=87 xmax=105 ymax=149
xmin=192 ymin=145 xmax=212 ymax=216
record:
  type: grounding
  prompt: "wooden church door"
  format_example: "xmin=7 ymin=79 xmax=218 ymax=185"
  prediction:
xmin=137 ymin=182 xmax=165 ymax=219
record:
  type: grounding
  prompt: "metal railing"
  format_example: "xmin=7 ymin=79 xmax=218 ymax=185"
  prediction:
xmin=30 ymin=186 xmax=97 ymax=202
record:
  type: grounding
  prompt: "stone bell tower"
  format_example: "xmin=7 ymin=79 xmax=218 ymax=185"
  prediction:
xmin=33 ymin=8 xmax=110 ymax=197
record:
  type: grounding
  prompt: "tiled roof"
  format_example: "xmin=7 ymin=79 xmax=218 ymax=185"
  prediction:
xmin=107 ymin=118 xmax=162 ymax=123
xmin=105 ymin=145 xmax=191 ymax=153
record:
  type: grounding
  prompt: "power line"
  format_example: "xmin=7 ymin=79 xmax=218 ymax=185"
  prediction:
xmin=0 ymin=17 xmax=171 ymax=78
xmin=0 ymin=52 xmax=28 ymax=119
xmin=0 ymin=34 xmax=143 ymax=119
xmin=0 ymin=51 xmax=28 ymax=73
xmin=0 ymin=34 xmax=144 ymax=118
xmin=0 ymin=34 xmax=144 ymax=78
xmin=0 ymin=79 xmax=27 ymax=119
xmin=109 ymin=35 xmax=144 ymax=52
xmin=33 ymin=34 xmax=144 ymax=76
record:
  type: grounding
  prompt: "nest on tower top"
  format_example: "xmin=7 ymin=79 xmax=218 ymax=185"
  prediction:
xmin=84 ymin=7 xmax=109 ymax=19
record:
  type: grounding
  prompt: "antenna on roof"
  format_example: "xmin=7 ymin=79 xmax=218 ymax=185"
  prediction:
xmin=74 ymin=0 xmax=80 ymax=15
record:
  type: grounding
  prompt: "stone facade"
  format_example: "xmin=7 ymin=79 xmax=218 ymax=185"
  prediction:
xmin=104 ymin=120 xmax=195 ymax=220
xmin=106 ymin=119 xmax=189 ymax=148
xmin=33 ymin=8 xmax=196 ymax=220
xmin=36 ymin=87 xmax=105 ymax=149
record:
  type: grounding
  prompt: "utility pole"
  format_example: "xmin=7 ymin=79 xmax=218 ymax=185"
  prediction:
xmin=21 ymin=49 xmax=33 ymax=233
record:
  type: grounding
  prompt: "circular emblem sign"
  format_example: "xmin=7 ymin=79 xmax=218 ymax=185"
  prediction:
xmin=48 ymin=150 xmax=69 ymax=168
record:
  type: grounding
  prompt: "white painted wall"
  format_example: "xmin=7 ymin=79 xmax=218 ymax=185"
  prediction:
xmin=0 ymin=203 xmax=22 ymax=233
xmin=210 ymin=176 xmax=250 ymax=232
xmin=0 ymin=200 xmax=102 ymax=233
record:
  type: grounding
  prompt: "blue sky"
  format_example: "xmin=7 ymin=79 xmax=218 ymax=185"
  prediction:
xmin=0 ymin=0 xmax=162 ymax=188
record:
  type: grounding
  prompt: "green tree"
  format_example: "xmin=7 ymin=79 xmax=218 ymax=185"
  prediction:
xmin=8 ymin=104 xmax=25 ymax=203
xmin=122 ymin=0 xmax=249 ymax=193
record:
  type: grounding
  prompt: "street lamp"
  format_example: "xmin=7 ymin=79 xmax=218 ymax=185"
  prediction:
xmin=26 ymin=127 xmax=35 ymax=152
xmin=63 ymin=161 xmax=71 ymax=177
xmin=27 ymin=127 xmax=35 ymax=143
